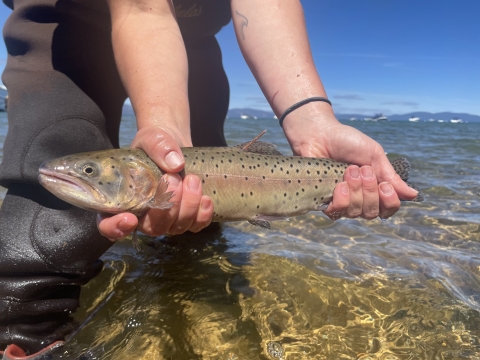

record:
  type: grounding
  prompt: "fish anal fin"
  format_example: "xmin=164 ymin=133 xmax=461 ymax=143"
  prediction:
xmin=248 ymin=219 xmax=271 ymax=229
xmin=148 ymin=178 xmax=175 ymax=210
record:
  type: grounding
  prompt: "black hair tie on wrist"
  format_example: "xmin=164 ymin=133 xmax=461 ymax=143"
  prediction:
xmin=278 ymin=97 xmax=332 ymax=128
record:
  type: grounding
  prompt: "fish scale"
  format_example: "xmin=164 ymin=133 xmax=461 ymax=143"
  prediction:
xmin=182 ymin=147 xmax=349 ymax=223
xmin=38 ymin=142 xmax=423 ymax=233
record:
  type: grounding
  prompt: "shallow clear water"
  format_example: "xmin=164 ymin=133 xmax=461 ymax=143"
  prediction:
xmin=1 ymin=113 xmax=479 ymax=359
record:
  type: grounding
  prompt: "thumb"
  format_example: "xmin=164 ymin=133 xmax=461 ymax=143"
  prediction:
xmin=131 ymin=126 xmax=186 ymax=173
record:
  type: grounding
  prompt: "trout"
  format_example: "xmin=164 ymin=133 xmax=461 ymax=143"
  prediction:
xmin=38 ymin=141 xmax=423 ymax=244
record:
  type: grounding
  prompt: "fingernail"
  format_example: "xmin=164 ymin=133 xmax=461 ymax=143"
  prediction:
xmin=350 ymin=166 xmax=360 ymax=179
xmin=341 ymin=182 xmax=349 ymax=195
xmin=165 ymin=151 xmax=183 ymax=169
xmin=201 ymin=197 xmax=212 ymax=210
xmin=186 ymin=175 xmax=200 ymax=191
xmin=165 ymin=174 xmax=180 ymax=189
xmin=361 ymin=166 xmax=373 ymax=179
xmin=380 ymin=183 xmax=393 ymax=195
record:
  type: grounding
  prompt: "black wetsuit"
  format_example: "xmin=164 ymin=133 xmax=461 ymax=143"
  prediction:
xmin=0 ymin=0 xmax=231 ymax=354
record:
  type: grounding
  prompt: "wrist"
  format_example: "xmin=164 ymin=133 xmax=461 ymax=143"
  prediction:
xmin=280 ymin=99 xmax=337 ymax=132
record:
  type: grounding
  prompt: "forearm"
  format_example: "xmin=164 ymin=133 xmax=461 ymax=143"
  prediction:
xmin=231 ymin=0 xmax=335 ymax=123
xmin=107 ymin=0 xmax=191 ymax=145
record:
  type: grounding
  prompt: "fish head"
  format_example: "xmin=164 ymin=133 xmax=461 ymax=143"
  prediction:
xmin=38 ymin=149 xmax=161 ymax=214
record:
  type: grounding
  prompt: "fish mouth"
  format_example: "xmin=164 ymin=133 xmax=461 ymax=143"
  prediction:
xmin=38 ymin=165 xmax=106 ymax=204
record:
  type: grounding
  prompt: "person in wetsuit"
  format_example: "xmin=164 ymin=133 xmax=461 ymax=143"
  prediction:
xmin=0 ymin=0 xmax=418 ymax=357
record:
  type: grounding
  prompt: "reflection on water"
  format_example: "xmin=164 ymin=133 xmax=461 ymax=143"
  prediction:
xmin=1 ymin=113 xmax=480 ymax=358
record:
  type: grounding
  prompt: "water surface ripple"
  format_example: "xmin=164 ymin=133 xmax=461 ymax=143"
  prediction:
xmin=1 ymin=114 xmax=479 ymax=359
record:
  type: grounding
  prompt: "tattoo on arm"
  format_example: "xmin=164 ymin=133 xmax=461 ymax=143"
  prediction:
xmin=235 ymin=10 xmax=248 ymax=40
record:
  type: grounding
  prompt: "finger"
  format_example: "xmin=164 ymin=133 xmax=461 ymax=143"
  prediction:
xmin=359 ymin=166 xmax=380 ymax=220
xmin=137 ymin=174 xmax=182 ymax=236
xmin=324 ymin=181 xmax=350 ymax=221
xmin=97 ymin=213 xmax=138 ymax=241
xmin=343 ymin=165 xmax=363 ymax=218
xmin=378 ymin=182 xmax=401 ymax=219
xmin=131 ymin=127 xmax=185 ymax=172
xmin=167 ymin=175 xmax=204 ymax=235
xmin=188 ymin=196 xmax=214 ymax=233
xmin=374 ymin=156 xmax=418 ymax=201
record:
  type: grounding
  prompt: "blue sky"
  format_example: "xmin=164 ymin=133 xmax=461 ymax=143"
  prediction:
xmin=217 ymin=0 xmax=480 ymax=115
xmin=0 ymin=0 xmax=478 ymax=116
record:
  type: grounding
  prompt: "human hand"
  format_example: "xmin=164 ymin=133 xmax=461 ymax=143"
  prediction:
xmin=97 ymin=126 xmax=214 ymax=241
xmin=282 ymin=113 xmax=418 ymax=220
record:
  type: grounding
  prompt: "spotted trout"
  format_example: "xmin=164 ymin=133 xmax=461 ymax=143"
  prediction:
xmin=38 ymin=141 xmax=423 ymax=235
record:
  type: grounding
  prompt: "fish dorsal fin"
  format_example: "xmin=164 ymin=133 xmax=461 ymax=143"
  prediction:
xmin=390 ymin=157 xmax=411 ymax=182
xmin=241 ymin=129 xmax=267 ymax=151
xmin=235 ymin=141 xmax=284 ymax=156
xmin=233 ymin=130 xmax=284 ymax=156
xmin=148 ymin=178 xmax=175 ymax=210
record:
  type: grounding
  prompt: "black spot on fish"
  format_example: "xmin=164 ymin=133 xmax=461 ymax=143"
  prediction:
xmin=265 ymin=162 xmax=268 ymax=166
xmin=213 ymin=190 xmax=216 ymax=194
xmin=257 ymin=205 xmax=260 ymax=209
xmin=288 ymin=180 xmax=291 ymax=183
xmin=211 ymin=156 xmax=214 ymax=159
xmin=129 ymin=185 xmax=133 ymax=188
xmin=314 ymin=197 xmax=317 ymax=201
xmin=324 ymin=171 xmax=328 ymax=175
xmin=99 ymin=181 xmax=103 ymax=185
xmin=193 ymin=162 xmax=196 ymax=165
xmin=229 ymin=159 xmax=232 ymax=163
xmin=216 ymin=164 xmax=219 ymax=168
xmin=245 ymin=177 xmax=248 ymax=180
xmin=111 ymin=166 xmax=115 ymax=169
xmin=202 ymin=159 xmax=205 ymax=163
xmin=241 ymin=193 xmax=244 ymax=197
xmin=262 ymin=176 xmax=266 ymax=179
xmin=286 ymin=171 xmax=290 ymax=175
xmin=202 ymin=179 xmax=205 ymax=184
xmin=224 ymin=175 xmax=227 ymax=179
xmin=317 ymin=171 xmax=320 ymax=175
xmin=242 ymin=165 xmax=245 ymax=168
xmin=315 ymin=185 xmax=318 ymax=189
xmin=296 ymin=169 xmax=299 ymax=173
xmin=319 ymin=179 xmax=323 ymax=183
xmin=295 ymin=206 xmax=298 ymax=209
xmin=296 ymin=192 xmax=299 ymax=196
xmin=284 ymin=193 xmax=287 ymax=197
xmin=335 ymin=179 xmax=339 ymax=183
xmin=308 ymin=162 xmax=311 ymax=165
xmin=107 ymin=182 xmax=111 ymax=185
xmin=290 ymin=164 xmax=293 ymax=168
xmin=335 ymin=169 xmax=338 ymax=173
xmin=298 ymin=180 xmax=301 ymax=184
xmin=250 ymin=191 xmax=253 ymax=196
xmin=221 ymin=160 xmax=224 ymax=163
xmin=280 ymin=167 xmax=283 ymax=171
xmin=307 ymin=170 xmax=310 ymax=174
xmin=271 ymin=169 xmax=274 ymax=173
xmin=302 ymin=188 xmax=305 ymax=192
xmin=110 ymin=157 xmax=114 ymax=160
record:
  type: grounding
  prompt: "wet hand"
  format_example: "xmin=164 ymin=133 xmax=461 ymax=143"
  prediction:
xmin=97 ymin=126 xmax=214 ymax=241
xmin=283 ymin=116 xmax=418 ymax=220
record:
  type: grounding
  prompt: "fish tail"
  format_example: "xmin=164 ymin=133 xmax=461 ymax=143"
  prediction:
xmin=390 ymin=158 xmax=424 ymax=202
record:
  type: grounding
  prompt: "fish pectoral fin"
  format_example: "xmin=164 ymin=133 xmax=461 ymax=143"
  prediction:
xmin=148 ymin=178 xmax=175 ymax=210
xmin=132 ymin=229 xmax=142 ymax=251
xmin=248 ymin=220 xmax=271 ymax=229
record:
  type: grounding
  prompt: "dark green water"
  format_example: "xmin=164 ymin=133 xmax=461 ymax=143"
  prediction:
xmin=1 ymin=114 xmax=480 ymax=359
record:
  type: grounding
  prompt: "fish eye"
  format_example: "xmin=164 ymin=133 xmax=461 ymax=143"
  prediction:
xmin=82 ymin=164 xmax=97 ymax=176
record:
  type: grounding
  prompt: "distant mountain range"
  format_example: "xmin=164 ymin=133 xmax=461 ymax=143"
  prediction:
xmin=123 ymin=105 xmax=480 ymax=123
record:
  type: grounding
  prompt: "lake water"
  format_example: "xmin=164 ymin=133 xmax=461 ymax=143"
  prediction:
xmin=1 ymin=113 xmax=479 ymax=359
